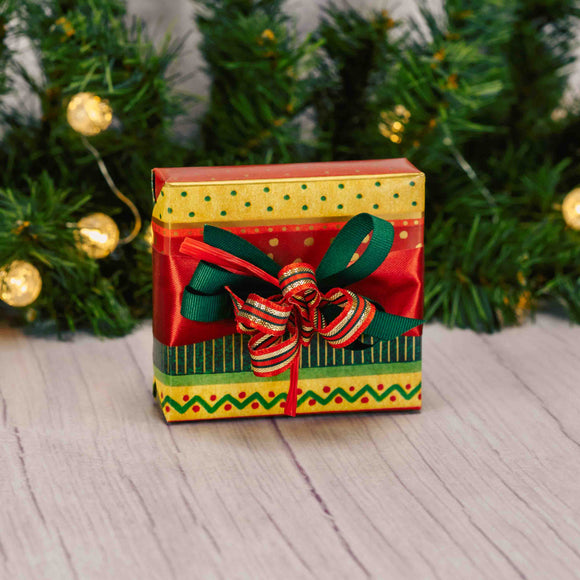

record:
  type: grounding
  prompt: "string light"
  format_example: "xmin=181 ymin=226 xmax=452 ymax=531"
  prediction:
xmin=515 ymin=291 xmax=532 ymax=324
xmin=446 ymin=73 xmax=459 ymax=90
xmin=76 ymin=213 xmax=120 ymax=259
xmin=378 ymin=105 xmax=411 ymax=144
xmin=54 ymin=16 xmax=75 ymax=40
xmin=143 ymin=222 xmax=154 ymax=252
xmin=562 ymin=188 xmax=580 ymax=230
xmin=376 ymin=10 xmax=395 ymax=30
xmin=0 ymin=260 xmax=42 ymax=307
xmin=66 ymin=92 xmax=142 ymax=245
xmin=551 ymin=107 xmax=568 ymax=122
xmin=66 ymin=92 xmax=112 ymax=136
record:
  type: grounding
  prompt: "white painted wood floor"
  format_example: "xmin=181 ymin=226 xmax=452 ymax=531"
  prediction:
xmin=1 ymin=314 xmax=579 ymax=580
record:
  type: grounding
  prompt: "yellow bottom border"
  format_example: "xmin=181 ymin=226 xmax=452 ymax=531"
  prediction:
xmin=155 ymin=371 xmax=422 ymax=422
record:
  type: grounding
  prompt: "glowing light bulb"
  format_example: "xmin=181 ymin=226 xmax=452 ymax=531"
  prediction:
xmin=0 ymin=260 xmax=42 ymax=307
xmin=76 ymin=213 xmax=120 ymax=259
xmin=67 ymin=92 xmax=113 ymax=136
xmin=378 ymin=105 xmax=411 ymax=144
xmin=143 ymin=222 xmax=153 ymax=252
xmin=562 ymin=188 xmax=580 ymax=230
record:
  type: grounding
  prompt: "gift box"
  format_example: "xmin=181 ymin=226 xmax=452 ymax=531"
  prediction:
xmin=151 ymin=159 xmax=424 ymax=422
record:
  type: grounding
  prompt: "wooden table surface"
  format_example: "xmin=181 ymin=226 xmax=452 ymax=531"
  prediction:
xmin=1 ymin=314 xmax=579 ymax=579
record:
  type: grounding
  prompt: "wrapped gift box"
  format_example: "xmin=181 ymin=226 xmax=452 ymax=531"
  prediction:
xmin=151 ymin=159 xmax=424 ymax=422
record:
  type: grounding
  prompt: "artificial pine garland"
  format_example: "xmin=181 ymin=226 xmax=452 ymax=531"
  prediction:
xmin=0 ymin=0 xmax=578 ymax=335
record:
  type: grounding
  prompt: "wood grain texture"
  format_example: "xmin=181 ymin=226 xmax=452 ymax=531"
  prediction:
xmin=1 ymin=314 xmax=579 ymax=579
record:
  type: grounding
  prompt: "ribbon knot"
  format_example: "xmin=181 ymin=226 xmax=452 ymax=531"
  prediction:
xmin=179 ymin=213 xmax=423 ymax=417
xmin=278 ymin=263 xmax=322 ymax=342
xmin=229 ymin=263 xmax=377 ymax=402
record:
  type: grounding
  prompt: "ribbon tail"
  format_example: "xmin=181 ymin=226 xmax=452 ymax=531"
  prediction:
xmin=365 ymin=310 xmax=423 ymax=342
xmin=284 ymin=358 xmax=300 ymax=417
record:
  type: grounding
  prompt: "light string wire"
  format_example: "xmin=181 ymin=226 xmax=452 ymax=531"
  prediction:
xmin=80 ymin=135 xmax=142 ymax=244
xmin=442 ymin=124 xmax=499 ymax=223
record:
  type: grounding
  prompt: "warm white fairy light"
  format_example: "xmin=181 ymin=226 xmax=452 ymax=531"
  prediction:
xmin=66 ymin=93 xmax=142 ymax=247
xmin=76 ymin=213 xmax=120 ymax=259
xmin=379 ymin=105 xmax=411 ymax=144
xmin=0 ymin=260 xmax=42 ymax=307
xmin=66 ymin=92 xmax=113 ymax=136
xmin=562 ymin=188 xmax=580 ymax=230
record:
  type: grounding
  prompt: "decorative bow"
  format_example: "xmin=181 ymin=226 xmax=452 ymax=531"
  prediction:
xmin=179 ymin=213 xmax=422 ymax=417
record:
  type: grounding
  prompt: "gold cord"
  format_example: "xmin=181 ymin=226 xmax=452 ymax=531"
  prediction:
xmin=81 ymin=135 xmax=142 ymax=244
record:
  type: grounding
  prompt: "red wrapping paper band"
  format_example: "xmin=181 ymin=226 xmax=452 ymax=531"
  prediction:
xmin=153 ymin=219 xmax=423 ymax=347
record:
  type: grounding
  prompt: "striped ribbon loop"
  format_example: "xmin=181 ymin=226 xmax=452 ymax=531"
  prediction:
xmin=224 ymin=262 xmax=376 ymax=416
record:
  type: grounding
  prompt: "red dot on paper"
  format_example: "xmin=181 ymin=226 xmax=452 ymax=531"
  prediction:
xmin=377 ymin=384 xmax=384 ymax=391
xmin=183 ymin=395 xmax=189 ymax=402
xmin=309 ymin=399 xmax=316 ymax=406
xmin=418 ymin=394 xmax=422 ymax=400
xmin=239 ymin=391 xmax=246 ymax=399
xmin=193 ymin=405 xmax=200 ymax=413
xmin=361 ymin=397 xmax=369 ymax=404
xmin=251 ymin=402 xmax=259 ymax=409
xmin=390 ymin=395 xmax=397 ymax=402
xmin=160 ymin=392 xmax=164 ymax=399
xmin=323 ymin=386 xmax=331 ymax=393
xmin=165 ymin=405 xmax=170 ymax=412
xmin=405 ymin=383 xmax=411 ymax=390
xmin=349 ymin=386 xmax=355 ymax=392
xmin=280 ymin=402 xmax=286 ymax=408
xmin=297 ymin=388 xmax=303 ymax=395
xmin=224 ymin=404 xmax=232 ymax=411
xmin=210 ymin=394 xmax=217 ymax=401
xmin=335 ymin=396 xmax=343 ymax=404
xmin=268 ymin=391 xmax=275 ymax=398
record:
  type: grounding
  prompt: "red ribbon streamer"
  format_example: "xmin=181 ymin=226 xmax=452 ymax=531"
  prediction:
xmin=153 ymin=246 xmax=423 ymax=348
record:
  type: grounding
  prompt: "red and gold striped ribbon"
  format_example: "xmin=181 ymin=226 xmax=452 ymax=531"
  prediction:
xmin=228 ymin=263 xmax=376 ymax=416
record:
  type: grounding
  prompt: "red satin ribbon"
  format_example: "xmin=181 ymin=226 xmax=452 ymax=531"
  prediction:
xmin=153 ymin=244 xmax=423 ymax=348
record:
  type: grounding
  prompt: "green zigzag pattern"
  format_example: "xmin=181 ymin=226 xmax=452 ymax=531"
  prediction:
xmin=159 ymin=383 xmax=422 ymax=415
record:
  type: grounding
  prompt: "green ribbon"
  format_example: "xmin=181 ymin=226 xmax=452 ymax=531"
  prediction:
xmin=181 ymin=213 xmax=422 ymax=344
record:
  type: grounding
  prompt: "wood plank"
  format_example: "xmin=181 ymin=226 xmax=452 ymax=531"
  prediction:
xmin=0 ymin=315 xmax=579 ymax=579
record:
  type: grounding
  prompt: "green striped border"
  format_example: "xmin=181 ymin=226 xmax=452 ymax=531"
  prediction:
xmin=159 ymin=382 xmax=422 ymax=415
xmin=154 ymin=334 xmax=421 ymax=376
xmin=154 ymin=360 xmax=421 ymax=386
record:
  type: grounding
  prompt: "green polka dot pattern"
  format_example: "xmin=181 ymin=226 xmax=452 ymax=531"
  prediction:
xmin=153 ymin=173 xmax=424 ymax=224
